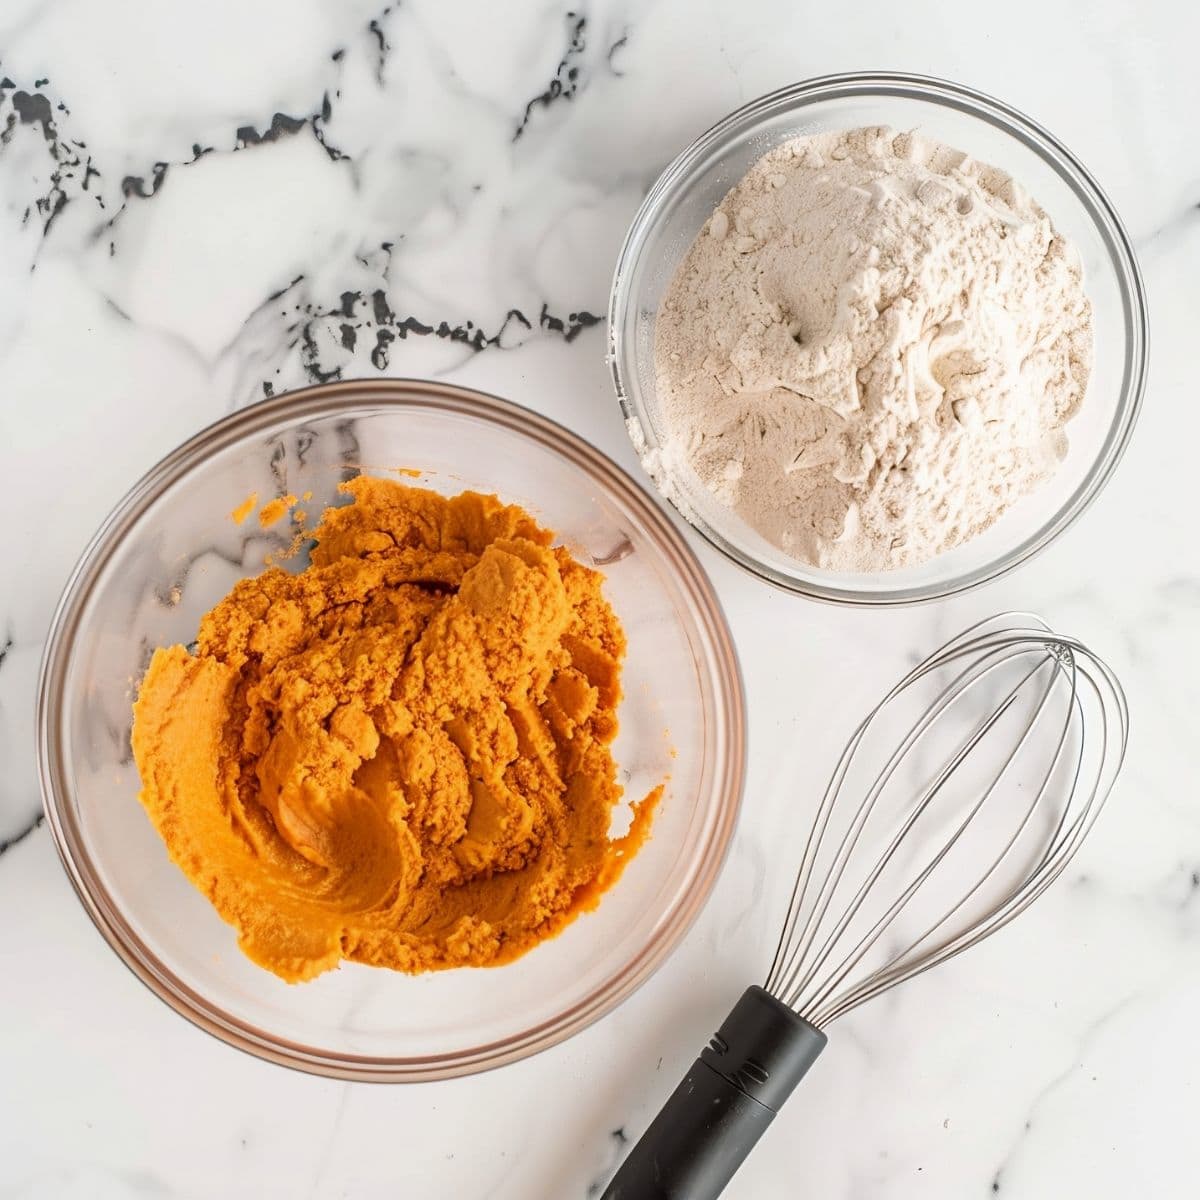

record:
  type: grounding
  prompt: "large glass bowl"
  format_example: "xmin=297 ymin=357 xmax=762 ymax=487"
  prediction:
xmin=36 ymin=379 xmax=745 ymax=1081
xmin=609 ymin=72 xmax=1148 ymax=605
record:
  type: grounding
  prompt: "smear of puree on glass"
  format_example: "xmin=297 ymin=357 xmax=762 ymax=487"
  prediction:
xmin=131 ymin=477 xmax=660 ymax=983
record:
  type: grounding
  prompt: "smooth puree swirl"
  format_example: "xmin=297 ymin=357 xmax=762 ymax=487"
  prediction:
xmin=131 ymin=478 xmax=658 ymax=982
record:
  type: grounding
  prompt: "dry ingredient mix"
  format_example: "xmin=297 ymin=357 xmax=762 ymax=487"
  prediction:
xmin=651 ymin=126 xmax=1094 ymax=572
xmin=132 ymin=478 xmax=657 ymax=983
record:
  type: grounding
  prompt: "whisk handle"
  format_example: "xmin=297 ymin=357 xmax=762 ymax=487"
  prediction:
xmin=601 ymin=985 xmax=826 ymax=1200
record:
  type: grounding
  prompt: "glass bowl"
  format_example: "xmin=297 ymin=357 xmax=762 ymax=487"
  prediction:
xmin=609 ymin=72 xmax=1148 ymax=605
xmin=36 ymin=379 xmax=745 ymax=1081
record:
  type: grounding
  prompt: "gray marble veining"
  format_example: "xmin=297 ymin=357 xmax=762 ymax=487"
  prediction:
xmin=2 ymin=0 xmax=1198 ymax=1196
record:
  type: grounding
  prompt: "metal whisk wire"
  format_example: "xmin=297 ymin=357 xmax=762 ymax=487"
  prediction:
xmin=602 ymin=612 xmax=1129 ymax=1200
xmin=764 ymin=612 xmax=1128 ymax=1029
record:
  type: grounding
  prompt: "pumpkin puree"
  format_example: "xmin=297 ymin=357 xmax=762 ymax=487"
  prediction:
xmin=131 ymin=477 xmax=658 ymax=983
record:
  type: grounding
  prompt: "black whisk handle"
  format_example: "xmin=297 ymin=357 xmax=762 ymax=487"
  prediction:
xmin=600 ymin=985 xmax=826 ymax=1199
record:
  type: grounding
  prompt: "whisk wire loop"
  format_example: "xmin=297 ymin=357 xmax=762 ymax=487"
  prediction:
xmin=763 ymin=613 xmax=1128 ymax=1029
xmin=797 ymin=664 xmax=1057 ymax=1022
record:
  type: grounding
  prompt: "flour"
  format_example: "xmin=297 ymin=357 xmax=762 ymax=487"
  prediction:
xmin=651 ymin=126 xmax=1093 ymax=572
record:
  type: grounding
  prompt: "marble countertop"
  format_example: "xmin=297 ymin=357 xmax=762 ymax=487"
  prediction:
xmin=2 ymin=1 xmax=1197 ymax=1196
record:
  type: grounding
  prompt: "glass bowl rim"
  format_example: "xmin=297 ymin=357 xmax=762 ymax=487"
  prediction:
xmin=36 ymin=377 xmax=747 ymax=1082
xmin=608 ymin=70 xmax=1149 ymax=606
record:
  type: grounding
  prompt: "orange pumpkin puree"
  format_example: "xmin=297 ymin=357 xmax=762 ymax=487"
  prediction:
xmin=229 ymin=492 xmax=257 ymax=525
xmin=258 ymin=493 xmax=297 ymax=527
xmin=131 ymin=477 xmax=659 ymax=983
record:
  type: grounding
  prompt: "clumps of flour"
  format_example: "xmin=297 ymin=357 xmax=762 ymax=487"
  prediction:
xmin=651 ymin=125 xmax=1093 ymax=572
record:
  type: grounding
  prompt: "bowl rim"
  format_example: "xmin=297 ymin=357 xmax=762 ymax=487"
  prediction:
xmin=36 ymin=377 xmax=747 ymax=1082
xmin=608 ymin=70 xmax=1150 ymax=606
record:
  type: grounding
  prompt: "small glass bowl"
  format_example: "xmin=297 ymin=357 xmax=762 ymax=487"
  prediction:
xmin=609 ymin=72 xmax=1148 ymax=605
xmin=37 ymin=379 xmax=745 ymax=1081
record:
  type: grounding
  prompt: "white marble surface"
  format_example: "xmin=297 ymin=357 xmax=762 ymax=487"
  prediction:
xmin=1 ymin=1 xmax=1197 ymax=1196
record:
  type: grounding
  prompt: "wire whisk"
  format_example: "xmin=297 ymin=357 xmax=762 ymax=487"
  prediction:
xmin=602 ymin=612 xmax=1128 ymax=1200
xmin=766 ymin=612 xmax=1126 ymax=1026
